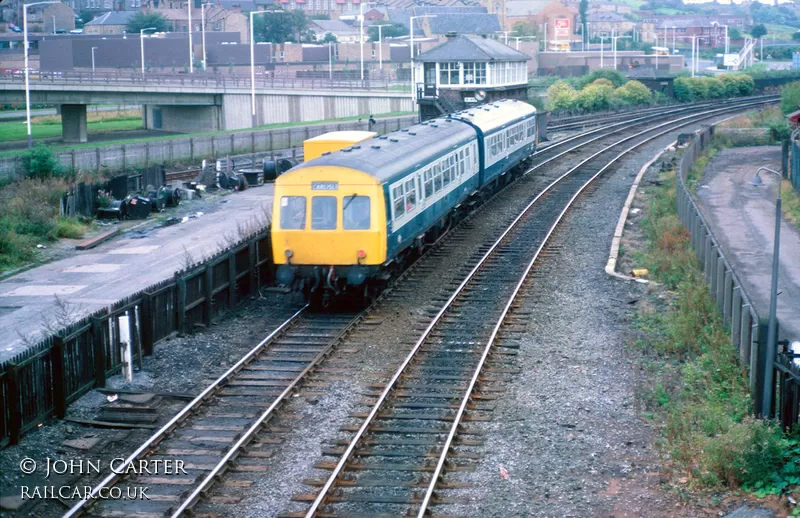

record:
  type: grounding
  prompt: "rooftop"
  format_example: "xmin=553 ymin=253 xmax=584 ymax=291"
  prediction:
xmin=415 ymin=34 xmax=531 ymax=62
xmin=84 ymin=11 xmax=136 ymax=26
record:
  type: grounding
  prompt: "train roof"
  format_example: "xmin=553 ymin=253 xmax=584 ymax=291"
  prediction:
xmin=451 ymin=99 xmax=537 ymax=134
xmin=290 ymin=117 xmax=476 ymax=183
xmin=304 ymin=131 xmax=377 ymax=143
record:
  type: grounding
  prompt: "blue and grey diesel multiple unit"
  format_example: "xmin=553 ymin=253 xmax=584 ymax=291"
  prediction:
xmin=271 ymin=99 xmax=538 ymax=304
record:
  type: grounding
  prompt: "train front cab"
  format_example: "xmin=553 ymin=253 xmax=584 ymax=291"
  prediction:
xmin=271 ymin=166 xmax=387 ymax=297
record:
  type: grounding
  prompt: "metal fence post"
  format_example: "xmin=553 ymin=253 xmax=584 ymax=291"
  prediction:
xmin=176 ymin=275 xmax=187 ymax=334
xmin=248 ymin=240 xmax=257 ymax=297
xmin=228 ymin=250 xmax=237 ymax=309
xmin=731 ymin=289 xmax=743 ymax=350
xmin=204 ymin=265 xmax=213 ymax=327
xmin=140 ymin=293 xmax=153 ymax=356
xmin=754 ymin=318 xmax=771 ymax=417
xmin=92 ymin=316 xmax=106 ymax=387
xmin=52 ymin=336 xmax=67 ymax=419
xmin=723 ymin=271 xmax=733 ymax=328
xmin=7 ymin=362 xmax=21 ymax=445
xmin=715 ymin=258 xmax=725 ymax=310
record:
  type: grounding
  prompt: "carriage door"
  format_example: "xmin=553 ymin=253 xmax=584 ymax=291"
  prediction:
xmin=423 ymin=63 xmax=437 ymax=97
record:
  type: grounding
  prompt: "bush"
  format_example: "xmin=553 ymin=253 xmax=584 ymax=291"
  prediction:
xmin=614 ymin=80 xmax=652 ymax=105
xmin=24 ymin=143 xmax=62 ymax=180
xmin=575 ymin=83 xmax=615 ymax=111
xmin=575 ymin=69 xmax=627 ymax=89
xmin=590 ymin=78 xmax=614 ymax=88
xmin=49 ymin=218 xmax=86 ymax=239
xmin=546 ymin=80 xmax=578 ymax=110
xmin=705 ymin=77 xmax=725 ymax=99
xmin=781 ymin=81 xmax=800 ymax=114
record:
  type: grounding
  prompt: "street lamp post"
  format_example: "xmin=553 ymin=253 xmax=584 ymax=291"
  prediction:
xmin=672 ymin=25 xmax=676 ymax=52
xmin=359 ymin=1 xmax=376 ymax=81
xmin=23 ymin=1 xmax=59 ymax=150
xmin=91 ymin=46 xmax=98 ymax=73
xmin=373 ymin=23 xmax=390 ymax=71
xmin=611 ymin=35 xmax=629 ymax=71
xmin=409 ymin=14 xmax=436 ymax=104
xmin=140 ymin=27 xmax=156 ymax=75
xmin=249 ymin=10 xmax=285 ymax=128
xmin=188 ymin=0 xmax=193 ymax=73
xmin=329 ymin=41 xmax=333 ymax=79
xmin=749 ymin=167 xmax=783 ymax=418
xmin=201 ymin=2 xmax=208 ymax=71
xmin=52 ymin=15 xmax=56 ymax=34
xmin=600 ymin=35 xmax=605 ymax=67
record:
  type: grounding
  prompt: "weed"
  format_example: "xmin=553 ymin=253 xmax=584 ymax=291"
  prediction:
xmin=49 ymin=218 xmax=87 ymax=239
xmin=782 ymin=179 xmax=800 ymax=230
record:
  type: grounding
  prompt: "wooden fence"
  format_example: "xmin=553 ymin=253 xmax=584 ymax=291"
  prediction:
xmin=676 ymin=125 xmax=798 ymax=426
xmin=0 ymin=229 xmax=273 ymax=447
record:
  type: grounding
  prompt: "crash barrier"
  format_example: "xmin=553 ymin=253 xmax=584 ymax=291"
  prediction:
xmin=61 ymin=166 xmax=166 ymax=218
xmin=677 ymin=125 xmax=796 ymax=426
xmin=0 ymin=228 xmax=273 ymax=447
xmin=0 ymin=116 xmax=418 ymax=181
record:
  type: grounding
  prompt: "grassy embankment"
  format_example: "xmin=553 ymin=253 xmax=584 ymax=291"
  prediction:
xmin=0 ymin=110 xmax=142 ymax=142
xmin=632 ymin=146 xmax=800 ymax=502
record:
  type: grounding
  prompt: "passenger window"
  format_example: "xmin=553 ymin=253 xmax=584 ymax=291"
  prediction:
xmin=434 ymin=166 xmax=442 ymax=192
xmin=405 ymin=179 xmax=416 ymax=211
xmin=443 ymin=163 xmax=451 ymax=187
xmin=343 ymin=195 xmax=370 ymax=230
xmin=280 ymin=196 xmax=306 ymax=230
xmin=393 ymin=185 xmax=405 ymax=218
xmin=311 ymin=196 xmax=337 ymax=230
xmin=424 ymin=170 xmax=433 ymax=198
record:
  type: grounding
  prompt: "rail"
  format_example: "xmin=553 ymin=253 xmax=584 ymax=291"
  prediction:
xmin=304 ymin=96 xmax=778 ymax=517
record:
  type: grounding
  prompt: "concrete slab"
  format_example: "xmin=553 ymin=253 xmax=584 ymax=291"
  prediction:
xmin=0 ymin=185 xmax=275 ymax=363
xmin=696 ymin=146 xmax=800 ymax=344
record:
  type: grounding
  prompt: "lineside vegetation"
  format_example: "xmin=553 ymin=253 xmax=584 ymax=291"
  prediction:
xmin=632 ymin=147 xmax=800 ymax=503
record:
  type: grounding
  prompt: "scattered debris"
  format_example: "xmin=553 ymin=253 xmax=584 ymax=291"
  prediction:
xmin=631 ymin=268 xmax=649 ymax=278
xmin=499 ymin=464 xmax=510 ymax=480
xmin=106 ymin=394 xmax=118 ymax=403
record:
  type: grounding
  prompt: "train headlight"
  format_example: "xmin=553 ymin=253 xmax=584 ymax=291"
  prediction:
xmin=285 ymin=249 xmax=293 ymax=258
xmin=357 ymin=249 xmax=367 ymax=259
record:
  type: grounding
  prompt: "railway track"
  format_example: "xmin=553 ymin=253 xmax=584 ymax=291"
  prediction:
xmin=61 ymin=95 xmax=775 ymax=518
xmin=546 ymin=95 xmax=774 ymax=133
xmin=285 ymin=96 xmax=777 ymax=518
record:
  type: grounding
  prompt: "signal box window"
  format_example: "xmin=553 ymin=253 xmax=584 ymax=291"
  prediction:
xmin=344 ymin=196 xmax=370 ymax=230
xmin=312 ymin=196 xmax=337 ymax=230
xmin=280 ymin=196 xmax=306 ymax=229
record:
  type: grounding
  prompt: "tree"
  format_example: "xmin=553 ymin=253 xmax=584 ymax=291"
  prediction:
xmin=792 ymin=32 xmax=800 ymax=41
xmin=512 ymin=21 xmax=538 ymax=38
xmin=576 ymin=69 xmax=626 ymax=88
xmin=579 ymin=0 xmax=589 ymax=41
xmin=76 ymin=10 xmax=93 ymax=29
xmin=24 ymin=143 xmax=62 ymax=180
xmin=575 ymin=83 xmax=615 ymax=111
xmin=641 ymin=41 xmax=654 ymax=54
xmin=127 ymin=11 xmax=170 ymax=33
xmin=368 ymin=22 xmax=408 ymax=42
xmin=781 ymin=81 xmax=800 ymax=114
xmin=728 ymin=27 xmax=742 ymax=41
xmin=254 ymin=9 xmax=309 ymax=43
xmin=321 ymin=32 xmax=338 ymax=43
xmin=751 ymin=24 xmax=767 ymax=39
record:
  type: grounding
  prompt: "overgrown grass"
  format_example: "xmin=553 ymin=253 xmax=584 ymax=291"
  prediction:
xmin=782 ymin=179 xmax=800 ymax=230
xmin=0 ymin=111 xmax=416 ymax=157
xmin=0 ymin=118 xmax=142 ymax=142
xmin=0 ymin=170 xmax=89 ymax=272
xmin=634 ymin=165 xmax=799 ymax=496
xmin=31 ymin=109 xmax=141 ymax=125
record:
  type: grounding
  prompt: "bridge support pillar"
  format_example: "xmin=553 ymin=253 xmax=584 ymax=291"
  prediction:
xmin=61 ymin=104 xmax=88 ymax=144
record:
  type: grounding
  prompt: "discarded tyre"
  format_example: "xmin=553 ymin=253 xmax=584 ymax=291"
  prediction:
xmin=97 ymin=200 xmax=124 ymax=220
xmin=125 ymin=195 xmax=152 ymax=219
xmin=166 ymin=188 xmax=181 ymax=207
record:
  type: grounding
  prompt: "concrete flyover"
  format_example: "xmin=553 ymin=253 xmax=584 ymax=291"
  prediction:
xmin=0 ymin=71 xmax=414 ymax=141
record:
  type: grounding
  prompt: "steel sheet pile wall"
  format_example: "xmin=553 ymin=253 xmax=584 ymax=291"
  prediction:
xmin=677 ymin=126 xmax=797 ymax=425
xmin=0 ymin=116 xmax=417 ymax=181
xmin=0 ymin=229 xmax=273 ymax=447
